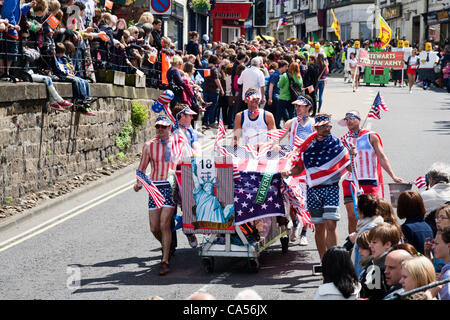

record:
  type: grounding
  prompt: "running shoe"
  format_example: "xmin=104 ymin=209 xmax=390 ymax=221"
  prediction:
xmin=299 ymin=235 xmax=308 ymax=246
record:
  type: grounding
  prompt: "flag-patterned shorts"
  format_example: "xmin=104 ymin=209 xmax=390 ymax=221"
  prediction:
xmin=306 ymin=184 xmax=340 ymax=224
xmin=148 ymin=181 xmax=175 ymax=211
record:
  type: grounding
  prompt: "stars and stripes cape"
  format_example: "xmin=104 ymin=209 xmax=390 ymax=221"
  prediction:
xmin=292 ymin=132 xmax=351 ymax=188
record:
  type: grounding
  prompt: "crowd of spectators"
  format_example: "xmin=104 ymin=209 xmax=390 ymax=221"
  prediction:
xmin=315 ymin=162 xmax=450 ymax=300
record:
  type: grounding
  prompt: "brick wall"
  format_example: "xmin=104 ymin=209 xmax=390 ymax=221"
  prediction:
xmin=0 ymin=82 xmax=161 ymax=203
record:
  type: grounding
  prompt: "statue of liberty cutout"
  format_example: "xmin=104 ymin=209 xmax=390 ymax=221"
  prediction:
xmin=191 ymin=157 xmax=234 ymax=228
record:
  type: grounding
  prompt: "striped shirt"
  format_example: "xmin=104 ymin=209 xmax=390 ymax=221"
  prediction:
xmin=137 ymin=137 xmax=172 ymax=182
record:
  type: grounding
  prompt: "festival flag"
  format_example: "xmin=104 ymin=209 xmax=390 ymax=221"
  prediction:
xmin=330 ymin=9 xmax=341 ymax=41
xmin=378 ymin=15 xmax=392 ymax=49
xmin=215 ymin=109 xmax=227 ymax=146
xmin=368 ymin=92 xmax=389 ymax=120
xmin=105 ymin=0 xmax=114 ymax=10
xmin=267 ymin=128 xmax=288 ymax=141
xmin=45 ymin=14 xmax=60 ymax=30
xmin=136 ymin=170 xmax=165 ymax=209
xmin=277 ymin=17 xmax=287 ymax=31
xmin=203 ymin=69 xmax=211 ymax=77
xmin=234 ymin=171 xmax=285 ymax=225
xmin=414 ymin=176 xmax=427 ymax=189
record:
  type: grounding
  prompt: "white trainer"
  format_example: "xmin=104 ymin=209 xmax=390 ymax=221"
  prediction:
xmin=299 ymin=235 xmax=308 ymax=246
xmin=290 ymin=226 xmax=299 ymax=242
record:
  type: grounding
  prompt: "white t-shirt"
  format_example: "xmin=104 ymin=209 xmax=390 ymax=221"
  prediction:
xmin=238 ymin=66 xmax=265 ymax=100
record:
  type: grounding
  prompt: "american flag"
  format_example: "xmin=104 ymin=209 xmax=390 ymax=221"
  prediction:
xmin=368 ymin=92 xmax=389 ymax=120
xmin=301 ymin=134 xmax=350 ymax=187
xmin=281 ymin=177 xmax=313 ymax=230
xmin=267 ymin=128 xmax=288 ymax=141
xmin=414 ymin=176 xmax=427 ymax=189
xmin=136 ymin=170 xmax=165 ymax=209
xmin=234 ymin=171 xmax=285 ymax=225
xmin=215 ymin=109 xmax=227 ymax=146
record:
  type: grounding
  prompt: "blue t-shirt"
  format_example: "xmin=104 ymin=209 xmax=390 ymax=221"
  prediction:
xmin=266 ymin=70 xmax=281 ymax=99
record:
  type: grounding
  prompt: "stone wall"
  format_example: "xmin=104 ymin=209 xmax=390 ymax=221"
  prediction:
xmin=0 ymin=82 xmax=161 ymax=203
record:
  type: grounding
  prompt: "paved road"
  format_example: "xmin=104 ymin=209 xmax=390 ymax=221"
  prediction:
xmin=0 ymin=76 xmax=448 ymax=300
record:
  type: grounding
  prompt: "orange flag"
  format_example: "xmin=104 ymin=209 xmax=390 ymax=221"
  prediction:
xmin=105 ymin=0 xmax=114 ymax=10
xmin=161 ymin=52 xmax=170 ymax=86
xmin=46 ymin=14 xmax=60 ymax=30
xmin=204 ymin=69 xmax=211 ymax=77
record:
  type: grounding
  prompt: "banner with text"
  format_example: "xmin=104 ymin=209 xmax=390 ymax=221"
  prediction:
xmin=357 ymin=49 xmax=404 ymax=69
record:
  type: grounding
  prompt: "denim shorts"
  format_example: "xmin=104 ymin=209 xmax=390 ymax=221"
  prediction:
xmin=306 ymin=184 xmax=340 ymax=224
xmin=3 ymin=37 xmax=19 ymax=62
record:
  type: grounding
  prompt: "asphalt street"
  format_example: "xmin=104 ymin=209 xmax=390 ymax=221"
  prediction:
xmin=0 ymin=76 xmax=448 ymax=300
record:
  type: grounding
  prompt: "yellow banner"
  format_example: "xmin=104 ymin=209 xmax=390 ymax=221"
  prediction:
xmin=330 ymin=9 xmax=341 ymax=41
xmin=378 ymin=15 xmax=392 ymax=49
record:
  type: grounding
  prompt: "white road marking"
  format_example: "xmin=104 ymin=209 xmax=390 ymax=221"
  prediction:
xmin=0 ymin=181 xmax=133 ymax=253
xmin=0 ymin=135 xmax=221 ymax=254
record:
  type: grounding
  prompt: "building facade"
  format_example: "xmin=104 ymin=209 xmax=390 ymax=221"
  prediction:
xmin=263 ymin=0 xmax=447 ymax=46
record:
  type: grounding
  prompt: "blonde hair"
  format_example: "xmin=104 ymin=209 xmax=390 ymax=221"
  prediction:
xmin=401 ymin=256 xmax=436 ymax=289
xmin=137 ymin=11 xmax=154 ymax=25
xmin=101 ymin=12 xmax=113 ymax=26
xmin=127 ymin=26 xmax=139 ymax=36
xmin=47 ymin=0 xmax=60 ymax=13
xmin=171 ymin=55 xmax=183 ymax=67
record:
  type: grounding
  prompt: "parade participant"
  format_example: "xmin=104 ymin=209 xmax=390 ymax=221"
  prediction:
xmin=315 ymin=54 xmax=329 ymax=113
xmin=406 ymin=48 xmax=420 ymax=93
xmin=349 ymin=52 xmax=359 ymax=92
xmin=339 ymin=110 xmax=404 ymax=234
xmin=282 ymin=114 xmax=352 ymax=259
xmin=418 ymin=42 xmax=440 ymax=90
xmin=392 ymin=40 xmax=405 ymax=87
xmin=310 ymin=42 xmax=325 ymax=58
xmin=277 ymin=94 xmax=315 ymax=245
xmin=134 ymin=116 xmax=177 ymax=276
xmin=279 ymin=95 xmax=314 ymax=246
xmin=233 ymin=88 xmax=275 ymax=147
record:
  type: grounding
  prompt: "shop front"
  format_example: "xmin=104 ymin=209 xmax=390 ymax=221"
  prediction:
xmin=425 ymin=9 xmax=450 ymax=46
xmin=210 ymin=1 xmax=252 ymax=43
xmin=381 ymin=3 xmax=403 ymax=41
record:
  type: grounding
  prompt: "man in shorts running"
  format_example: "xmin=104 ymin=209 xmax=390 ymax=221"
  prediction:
xmin=134 ymin=116 xmax=176 ymax=275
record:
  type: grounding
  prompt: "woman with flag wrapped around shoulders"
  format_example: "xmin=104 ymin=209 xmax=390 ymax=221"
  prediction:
xmin=338 ymin=110 xmax=404 ymax=235
xmin=281 ymin=114 xmax=354 ymax=260
xmin=134 ymin=115 xmax=177 ymax=276
xmin=276 ymin=94 xmax=315 ymax=246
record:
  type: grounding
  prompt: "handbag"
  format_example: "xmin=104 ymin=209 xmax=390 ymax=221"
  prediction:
xmin=169 ymin=79 xmax=184 ymax=96
xmin=287 ymin=72 xmax=303 ymax=102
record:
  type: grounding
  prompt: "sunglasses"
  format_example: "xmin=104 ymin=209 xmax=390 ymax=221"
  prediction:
xmin=155 ymin=125 xmax=169 ymax=129
xmin=435 ymin=217 xmax=449 ymax=222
